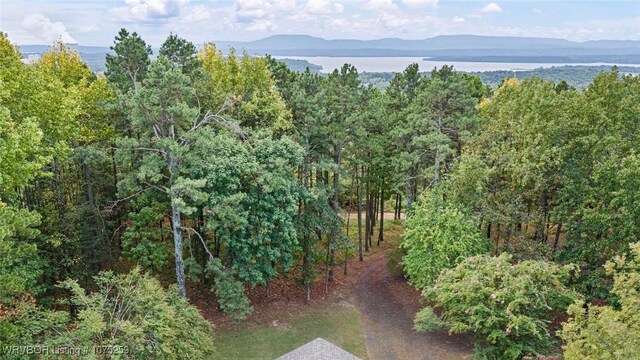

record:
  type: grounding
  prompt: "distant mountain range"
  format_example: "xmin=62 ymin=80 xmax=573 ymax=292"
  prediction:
xmin=18 ymin=34 xmax=640 ymax=72
xmin=216 ymin=34 xmax=640 ymax=52
xmin=214 ymin=34 xmax=640 ymax=62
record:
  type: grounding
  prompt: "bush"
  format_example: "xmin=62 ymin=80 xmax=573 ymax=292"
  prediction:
xmin=414 ymin=307 xmax=445 ymax=332
xmin=51 ymin=267 xmax=215 ymax=359
xmin=0 ymin=293 xmax=68 ymax=357
xmin=561 ymin=242 xmax=640 ymax=360
xmin=206 ymin=258 xmax=253 ymax=322
xmin=386 ymin=247 xmax=405 ymax=277
xmin=424 ymin=253 xmax=577 ymax=359
xmin=402 ymin=192 xmax=491 ymax=291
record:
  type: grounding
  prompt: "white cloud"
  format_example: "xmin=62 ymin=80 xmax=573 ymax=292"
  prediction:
xmin=303 ymin=0 xmax=344 ymax=15
xmin=235 ymin=0 xmax=298 ymax=21
xmin=380 ymin=14 xmax=409 ymax=28
xmin=364 ymin=0 xmax=397 ymax=12
xmin=184 ymin=4 xmax=231 ymax=23
xmin=246 ymin=19 xmax=278 ymax=31
xmin=79 ymin=24 xmax=100 ymax=32
xmin=21 ymin=14 xmax=76 ymax=43
xmin=453 ymin=16 xmax=465 ymax=23
xmin=236 ymin=0 xmax=270 ymax=20
xmin=403 ymin=0 xmax=438 ymax=7
xmin=480 ymin=2 xmax=502 ymax=13
xmin=532 ymin=7 xmax=542 ymax=14
xmin=111 ymin=0 xmax=189 ymax=22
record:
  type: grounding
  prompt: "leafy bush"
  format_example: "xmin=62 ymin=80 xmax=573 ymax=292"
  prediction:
xmin=561 ymin=242 xmax=640 ymax=360
xmin=402 ymin=192 xmax=491 ymax=291
xmin=423 ymin=253 xmax=577 ymax=359
xmin=0 ymin=205 xmax=43 ymax=304
xmin=386 ymin=247 xmax=405 ymax=277
xmin=121 ymin=205 xmax=171 ymax=272
xmin=206 ymin=258 xmax=253 ymax=322
xmin=51 ymin=268 xmax=215 ymax=359
xmin=414 ymin=307 xmax=445 ymax=332
xmin=0 ymin=293 xmax=68 ymax=356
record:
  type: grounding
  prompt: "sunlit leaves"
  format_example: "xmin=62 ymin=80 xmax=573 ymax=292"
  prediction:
xmin=426 ymin=253 xmax=577 ymax=359
xmin=562 ymin=242 xmax=640 ymax=359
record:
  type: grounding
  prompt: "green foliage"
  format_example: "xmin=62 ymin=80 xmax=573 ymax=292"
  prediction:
xmin=105 ymin=28 xmax=152 ymax=92
xmin=199 ymin=44 xmax=291 ymax=130
xmin=557 ymin=71 xmax=640 ymax=300
xmin=0 ymin=205 xmax=43 ymax=304
xmin=206 ymin=258 xmax=253 ymax=322
xmin=121 ymin=204 xmax=171 ymax=272
xmin=402 ymin=190 xmax=491 ymax=291
xmin=414 ymin=307 xmax=445 ymax=332
xmin=386 ymin=246 xmax=405 ymax=277
xmin=561 ymin=242 xmax=640 ymax=360
xmin=426 ymin=253 xmax=578 ymax=359
xmin=359 ymin=66 xmax=640 ymax=91
xmin=52 ymin=268 xmax=215 ymax=359
xmin=386 ymin=64 xmax=481 ymax=211
xmin=159 ymin=33 xmax=200 ymax=75
xmin=0 ymin=293 xmax=68 ymax=356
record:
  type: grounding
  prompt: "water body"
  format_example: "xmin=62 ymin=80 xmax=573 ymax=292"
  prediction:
xmin=276 ymin=56 xmax=640 ymax=73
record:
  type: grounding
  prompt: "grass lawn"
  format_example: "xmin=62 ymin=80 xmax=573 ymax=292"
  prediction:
xmin=214 ymin=306 xmax=368 ymax=359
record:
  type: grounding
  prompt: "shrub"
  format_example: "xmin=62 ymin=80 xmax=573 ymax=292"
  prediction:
xmin=561 ymin=242 xmax=640 ymax=360
xmin=51 ymin=267 xmax=215 ymax=359
xmin=423 ymin=253 xmax=577 ymax=359
xmin=414 ymin=307 xmax=446 ymax=332
xmin=206 ymin=258 xmax=253 ymax=322
xmin=386 ymin=247 xmax=405 ymax=277
xmin=402 ymin=192 xmax=491 ymax=291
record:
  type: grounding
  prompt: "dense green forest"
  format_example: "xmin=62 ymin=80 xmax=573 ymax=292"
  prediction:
xmin=1 ymin=29 xmax=639 ymax=359
xmin=359 ymin=65 xmax=640 ymax=90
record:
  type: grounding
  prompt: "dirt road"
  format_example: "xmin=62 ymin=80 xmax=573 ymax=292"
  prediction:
xmin=354 ymin=254 xmax=473 ymax=360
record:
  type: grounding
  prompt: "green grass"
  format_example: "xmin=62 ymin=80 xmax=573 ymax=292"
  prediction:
xmin=214 ymin=306 xmax=368 ymax=359
xmin=343 ymin=217 xmax=404 ymax=251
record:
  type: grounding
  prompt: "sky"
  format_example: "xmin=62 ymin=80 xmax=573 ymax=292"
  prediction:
xmin=1 ymin=0 xmax=639 ymax=46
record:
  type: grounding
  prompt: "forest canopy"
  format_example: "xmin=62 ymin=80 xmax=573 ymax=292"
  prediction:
xmin=1 ymin=29 xmax=639 ymax=358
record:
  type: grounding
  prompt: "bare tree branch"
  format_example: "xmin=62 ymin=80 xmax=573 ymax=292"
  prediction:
xmin=104 ymin=188 xmax=151 ymax=213
xmin=183 ymin=226 xmax=214 ymax=260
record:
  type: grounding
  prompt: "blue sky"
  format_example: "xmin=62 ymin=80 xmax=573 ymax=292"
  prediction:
xmin=1 ymin=0 xmax=639 ymax=45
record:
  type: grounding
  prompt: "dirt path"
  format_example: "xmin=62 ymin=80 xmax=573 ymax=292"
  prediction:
xmin=346 ymin=212 xmax=406 ymax=220
xmin=355 ymin=254 xmax=473 ymax=360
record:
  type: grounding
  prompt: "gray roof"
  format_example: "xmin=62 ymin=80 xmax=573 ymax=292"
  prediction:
xmin=276 ymin=338 xmax=361 ymax=360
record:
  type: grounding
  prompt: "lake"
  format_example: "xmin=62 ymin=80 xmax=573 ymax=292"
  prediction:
xmin=275 ymin=56 xmax=640 ymax=73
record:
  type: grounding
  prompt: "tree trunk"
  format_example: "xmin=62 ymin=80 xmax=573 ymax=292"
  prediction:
xmin=378 ymin=179 xmax=384 ymax=246
xmin=535 ymin=190 xmax=549 ymax=244
xmin=394 ymin=194 xmax=398 ymax=220
xmin=553 ymin=223 xmax=563 ymax=251
xmin=303 ymin=160 xmax=311 ymax=304
xmin=406 ymin=166 xmax=414 ymax=213
xmin=329 ymin=144 xmax=343 ymax=282
xmin=434 ymin=146 xmax=441 ymax=188
xmin=169 ymin=156 xmax=187 ymax=298
xmin=54 ymin=158 xmax=66 ymax=229
xmin=372 ymin=192 xmax=378 ymax=230
xmin=324 ymin=240 xmax=330 ymax=294
xmin=171 ymin=202 xmax=186 ymax=298
xmin=82 ymin=162 xmax=96 ymax=209
xmin=345 ymin=170 xmax=355 ymax=275
xmin=356 ymin=165 xmax=363 ymax=261
xmin=365 ymin=169 xmax=370 ymax=252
